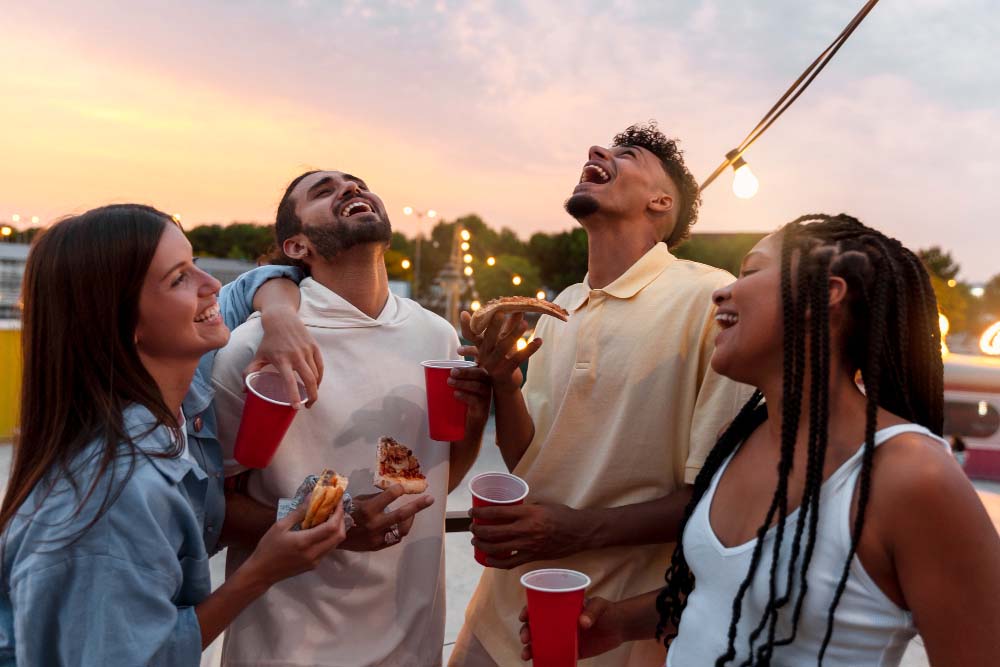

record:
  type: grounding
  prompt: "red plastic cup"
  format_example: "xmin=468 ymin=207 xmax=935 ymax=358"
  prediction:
xmin=469 ymin=472 xmax=529 ymax=566
xmin=233 ymin=371 xmax=307 ymax=469
xmin=521 ymin=569 xmax=592 ymax=667
xmin=422 ymin=360 xmax=476 ymax=441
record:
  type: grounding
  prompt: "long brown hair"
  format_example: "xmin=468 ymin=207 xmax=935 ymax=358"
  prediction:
xmin=0 ymin=204 xmax=183 ymax=537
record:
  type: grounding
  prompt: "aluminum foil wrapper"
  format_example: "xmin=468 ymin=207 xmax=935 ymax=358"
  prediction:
xmin=277 ymin=473 xmax=354 ymax=531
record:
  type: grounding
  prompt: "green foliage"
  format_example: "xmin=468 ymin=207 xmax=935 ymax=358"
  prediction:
xmin=472 ymin=254 xmax=542 ymax=301
xmin=673 ymin=233 xmax=767 ymax=277
xmin=528 ymin=228 xmax=589 ymax=294
xmin=188 ymin=223 xmax=275 ymax=261
xmin=919 ymin=247 xmax=960 ymax=281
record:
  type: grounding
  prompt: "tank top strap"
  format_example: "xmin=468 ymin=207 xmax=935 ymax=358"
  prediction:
xmin=829 ymin=422 xmax=950 ymax=550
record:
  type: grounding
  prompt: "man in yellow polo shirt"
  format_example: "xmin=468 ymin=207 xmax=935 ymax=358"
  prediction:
xmin=450 ymin=122 xmax=754 ymax=666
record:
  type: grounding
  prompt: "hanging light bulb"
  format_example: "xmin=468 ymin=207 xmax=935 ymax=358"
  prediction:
xmin=512 ymin=275 xmax=522 ymax=286
xmin=470 ymin=300 xmax=481 ymax=311
xmin=731 ymin=155 xmax=759 ymax=199
xmin=460 ymin=241 xmax=470 ymax=251
xmin=401 ymin=259 xmax=411 ymax=270
xmin=464 ymin=266 xmax=474 ymax=276
xmin=463 ymin=253 xmax=473 ymax=264
xmin=486 ymin=257 xmax=496 ymax=266
xmin=460 ymin=229 xmax=471 ymax=241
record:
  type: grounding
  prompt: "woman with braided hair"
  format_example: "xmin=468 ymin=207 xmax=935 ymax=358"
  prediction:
xmin=519 ymin=214 xmax=1000 ymax=666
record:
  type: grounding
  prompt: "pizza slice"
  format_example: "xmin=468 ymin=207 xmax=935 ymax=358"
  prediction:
xmin=469 ymin=296 xmax=569 ymax=336
xmin=374 ymin=436 xmax=428 ymax=494
xmin=302 ymin=469 xmax=348 ymax=529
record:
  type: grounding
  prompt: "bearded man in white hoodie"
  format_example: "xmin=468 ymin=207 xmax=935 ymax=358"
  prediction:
xmin=212 ymin=170 xmax=492 ymax=667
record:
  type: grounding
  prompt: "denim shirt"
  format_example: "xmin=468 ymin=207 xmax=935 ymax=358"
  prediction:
xmin=183 ymin=264 xmax=301 ymax=555
xmin=0 ymin=265 xmax=301 ymax=666
xmin=0 ymin=406 xmax=212 ymax=666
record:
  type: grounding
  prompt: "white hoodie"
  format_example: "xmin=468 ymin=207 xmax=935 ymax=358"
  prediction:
xmin=212 ymin=277 xmax=459 ymax=667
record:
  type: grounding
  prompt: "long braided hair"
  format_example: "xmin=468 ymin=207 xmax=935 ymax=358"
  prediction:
xmin=655 ymin=214 xmax=943 ymax=666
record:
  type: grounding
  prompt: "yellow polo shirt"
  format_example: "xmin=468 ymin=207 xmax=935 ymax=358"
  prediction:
xmin=463 ymin=243 xmax=754 ymax=666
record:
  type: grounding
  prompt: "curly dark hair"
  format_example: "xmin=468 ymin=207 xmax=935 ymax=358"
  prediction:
xmin=612 ymin=122 xmax=701 ymax=247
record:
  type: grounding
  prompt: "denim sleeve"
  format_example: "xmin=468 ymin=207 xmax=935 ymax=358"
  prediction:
xmin=10 ymin=555 xmax=202 ymax=666
xmin=216 ymin=265 xmax=303 ymax=332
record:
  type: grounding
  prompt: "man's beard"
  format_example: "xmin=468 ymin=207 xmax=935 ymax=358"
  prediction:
xmin=564 ymin=193 xmax=600 ymax=220
xmin=304 ymin=215 xmax=392 ymax=261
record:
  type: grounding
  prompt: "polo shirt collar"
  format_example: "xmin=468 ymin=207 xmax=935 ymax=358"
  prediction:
xmin=567 ymin=242 xmax=675 ymax=311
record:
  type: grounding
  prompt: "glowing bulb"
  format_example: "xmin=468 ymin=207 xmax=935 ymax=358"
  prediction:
xmin=486 ymin=256 xmax=496 ymax=266
xmin=470 ymin=300 xmax=481 ymax=311
xmin=30 ymin=216 xmax=39 ymax=224
xmin=460 ymin=229 xmax=471 ymax=241
xmin=971 ymin=286 xmax=985 ymax=298
xmin=10 ymin=214 xmax=19 ymax=223
xmin=464 ymin=266 xmax=474 ymax=276
xmin=403 ymin=206 xmax=414 ymax=216
xmin=427 ymin=209 xmax=437 ymax=218
xmin=536 ymin=290 xmax=546 ymax=300
xmin=463 ymin=253 xmax=473 ymax=264
xmin=981 ymin=321 xmax=1000 ymax=356
xmin=461 ymin=241 xmax=470 ymax=251
xmin=0 ymin=226 xmax=11 ymax=237
xmin=401 ymin=259 xmax=411 ymax=270
xmin=512 ymin=275 xmax=522 ymax=286
xmin=732 ymin=159 xmax=759 ymax=199
xmin=516 ymin=338 xmax=528 ymax=351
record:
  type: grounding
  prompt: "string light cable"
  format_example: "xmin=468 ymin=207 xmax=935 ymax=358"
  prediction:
xmin=699 ymin=0 xmax=881 ymax=193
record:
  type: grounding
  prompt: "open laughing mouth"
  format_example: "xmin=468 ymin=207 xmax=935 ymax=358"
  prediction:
xmin=578 ymin=162 xmax=611 ymax=185
xmin=194 ymin=303 xmax=221 ymax=324
xmin=715 ymin=311 xmax=739 ymax=330
xmin=340 ymin=199 xmax=375 ymax=218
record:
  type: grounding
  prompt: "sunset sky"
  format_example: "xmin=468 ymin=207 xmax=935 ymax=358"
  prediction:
xmin=1 ymin=1 xmax=998 ymax=280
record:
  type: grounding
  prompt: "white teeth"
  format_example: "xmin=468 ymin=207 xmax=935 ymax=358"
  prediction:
xmin=195 ymin=305 xmax=220 ymax=323
xmin=342 ymin=201 xmax=373 ymax=217
xmin=580 ymin=164 xmax=610 ymax=184
xmin=715 ymin=313 xmax=739 ymax=326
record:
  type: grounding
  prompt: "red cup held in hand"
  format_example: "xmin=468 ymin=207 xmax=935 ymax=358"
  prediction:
xmin=422 ymin=359 xmax=475 ymax=441
xmin=469 ymin=472 xmax=529 ymax=566
xmin=233 ymin=371 xmax=307 ymax=469
xmin=521 ymin=568 xmax=591 ymax=667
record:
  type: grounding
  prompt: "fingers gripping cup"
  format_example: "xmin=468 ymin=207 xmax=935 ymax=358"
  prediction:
xmin=233 ymin=371 xmax=307 ymax=469
xmin=422 ymin=360 xmax=476 ymax=441
xmin=469 ymin=472 xmax=529 ymax=566
xmin=521 ymin=569 xmax=591 ymax=667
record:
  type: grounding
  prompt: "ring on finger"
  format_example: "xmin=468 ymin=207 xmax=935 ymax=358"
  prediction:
xmin=383 ymin=523 xmax=401 ymax=546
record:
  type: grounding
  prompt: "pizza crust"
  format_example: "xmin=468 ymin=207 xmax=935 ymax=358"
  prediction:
xmin=469 ymin=296 xmax=569 ymax=336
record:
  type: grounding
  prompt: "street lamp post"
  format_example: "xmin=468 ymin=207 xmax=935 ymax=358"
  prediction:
xmin=403 ymin=206 xmax=437 ymax=300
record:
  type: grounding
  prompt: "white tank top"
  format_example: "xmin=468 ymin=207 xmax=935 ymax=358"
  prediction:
xmin=667 ymin=424 xmax=948 ymax=667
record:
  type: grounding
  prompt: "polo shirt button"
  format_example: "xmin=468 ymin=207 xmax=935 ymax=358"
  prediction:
xmin=193 ymin=416 xmax=203 ymax=432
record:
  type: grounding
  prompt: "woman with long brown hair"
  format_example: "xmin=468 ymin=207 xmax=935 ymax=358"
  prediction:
xmin=519 ymin=215 xmax=1000 ymax=665
xmin=0 ymin=204 xmax=345 ymax=665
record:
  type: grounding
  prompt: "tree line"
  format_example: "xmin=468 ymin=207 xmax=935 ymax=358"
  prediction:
xmin=4 ymin=218 xmax=997 ymax=338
